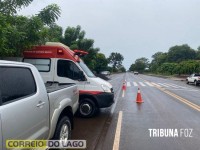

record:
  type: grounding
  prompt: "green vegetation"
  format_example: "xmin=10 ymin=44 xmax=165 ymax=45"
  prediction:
xmin=129 ymin=57 xmax=149 ymax=73
xmin=129 ymin=44 xmax=200 ymax=75
xmin=0 ymin=0 xmax=61 ymax=56
xmin=0 ymin=0 xmax=125 ymax=73
xmin=108 ymin=52 xmax=124 ymax=72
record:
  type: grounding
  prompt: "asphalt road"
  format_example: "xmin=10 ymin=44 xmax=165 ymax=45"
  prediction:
xmin=72 ymin=73 xmax=200 ymax=150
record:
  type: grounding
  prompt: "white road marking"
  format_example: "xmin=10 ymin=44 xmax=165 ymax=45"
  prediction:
xmin=168 ymin=89 xmax=199 ymax=91
xmin=139 ymin=82 xmax=146 ymax=86
xmin=111 ymin=82 xmax=124 ymax=114
xmin=133 ymin=82 xmax=138 ymax=86
xmin=125 ymin=81 xmax=192 ymax=91
xmin=151 ymin=82 xmax=162 ymax=87
xmin=145 ymin=82 xmax=154 ymax=86
xmin=112 ymin=111 xmax=123 ymax=150
xmin=157 ymin=83 xmax=170 ymax=87
xmin=167 ymin=83 xmax=187 ymax=89
xmin=127 ymin=82 xmax=131 ymax=87
xmin=122 ymin=90 xmax=125 ymax=97
xmin=162 ymin=83 xmax=180 ymax=88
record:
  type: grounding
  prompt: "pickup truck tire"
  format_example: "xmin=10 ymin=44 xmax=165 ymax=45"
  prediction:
xmin=78 ymin=98 xmax=97 ymax=118
xmin=194 ymin=80 xmax=198 ymax=86
xmin=186 ymin=79 xmax=189 ymax=84
xmin=53 ymin=116 xmax=72 ymax=140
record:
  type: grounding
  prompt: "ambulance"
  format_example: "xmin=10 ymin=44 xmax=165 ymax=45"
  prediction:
xmin=23 ymin=42 xmax=114 ymax=117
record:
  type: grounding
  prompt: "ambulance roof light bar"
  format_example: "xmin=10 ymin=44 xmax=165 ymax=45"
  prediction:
xmin=74 ymin=50 xmax=88 ymax=57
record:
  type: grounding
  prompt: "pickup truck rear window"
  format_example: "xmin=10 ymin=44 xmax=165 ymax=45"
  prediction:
xmin=0 ymin=67 xmax=36 ymax=105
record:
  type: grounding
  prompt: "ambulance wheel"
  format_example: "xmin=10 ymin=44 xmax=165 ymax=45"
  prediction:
xmin=78 ymin=98 xmax=97 ymax=118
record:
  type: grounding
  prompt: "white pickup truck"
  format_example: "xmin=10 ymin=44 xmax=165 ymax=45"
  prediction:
xmin=0 ymin=60 xmax=79 ymax=149
xmin=186 ymin=73 xmax=200 ymax=86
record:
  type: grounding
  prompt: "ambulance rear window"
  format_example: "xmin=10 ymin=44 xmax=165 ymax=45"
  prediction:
xmin=23 ymin=58 xmax=51 ymax=72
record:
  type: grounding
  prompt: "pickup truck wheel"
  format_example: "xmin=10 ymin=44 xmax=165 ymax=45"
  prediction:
xmin=53 ymin=116 xmax=71 ymax=141
xmin=186 ymin=79 xmax=189 ymax=84
xmin=78 ymin=98 xmax=97 ymax=118
xmin=194 ymin=80 xmax=198 ymax=86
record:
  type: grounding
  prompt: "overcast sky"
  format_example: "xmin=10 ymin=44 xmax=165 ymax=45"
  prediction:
xmin=18 ymin=0 xmax=200 ymax=69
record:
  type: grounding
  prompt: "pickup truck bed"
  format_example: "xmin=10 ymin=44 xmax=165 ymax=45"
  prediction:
xmin=46 ymin=82 xmax=76 ymax=93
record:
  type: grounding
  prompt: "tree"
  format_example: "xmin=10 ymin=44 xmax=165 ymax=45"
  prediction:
xmin=150 ymin=52 xmax=168 ymax=72
xmin=83 ymin=47 xmax=99 ymax=70
xmin=61 ymin=25 xmax=96 ymax=55
xmin=196 ymin=46 xmax=200 ymax=60
xmin=148 ymin=44 xmax=200 ymax=75
xmin=61 ymin=25 xmax=112 ymax=72
xmin=167 ymin=44 xmax=196 ymax=62
xmin=129 ymin=57 xmax=149 ymax=73
xmin=156 ymin=61 xmax=200 ymax=75
xmin=151 ymin=52 xmax=167 ymax=65
xmin=158 ymin=63 xmax=177 ymax=75
xmin=94 ymin=53 xmax=108 ymax=73
xmin=108 ymin=52 xmax=124 ymax=72
xmin=119 ymin=66 xmax=126 ymax=72
xmin=62 ymin=25 xmax=85 ymax=47
xmin=0 ymin=1 xmax=61 ymax=56
xmin=37 ymin=4 xmax=61 ymax=26
xmin=178 ymin=60 xmax=200 ymax=74
xmin=40 ymin=23 xmax=63 ymax=43
xmin=0 ymin=1 xmax=61 ymax=25
xmin=0 ymin=15 xmax=43 ymax=56
xmin=0 ymin=0 xmax=33 ymax=15
xmin=129 ymin=64 xmax=135 ymax=72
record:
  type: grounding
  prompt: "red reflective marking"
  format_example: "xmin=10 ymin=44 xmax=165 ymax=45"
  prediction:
xmin=79 ymin=90 xmax=103 ymax=95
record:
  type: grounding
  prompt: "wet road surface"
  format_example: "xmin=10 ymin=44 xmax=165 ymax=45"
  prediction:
xmin=71 ymin=73 xmax=200 ymax=150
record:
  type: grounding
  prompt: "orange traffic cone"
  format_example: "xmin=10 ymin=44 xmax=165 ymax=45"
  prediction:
xmin=136 ymin=88 xmax=144 ymax=103
xmin=122 ymin=82 xmax=126 ymax=91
